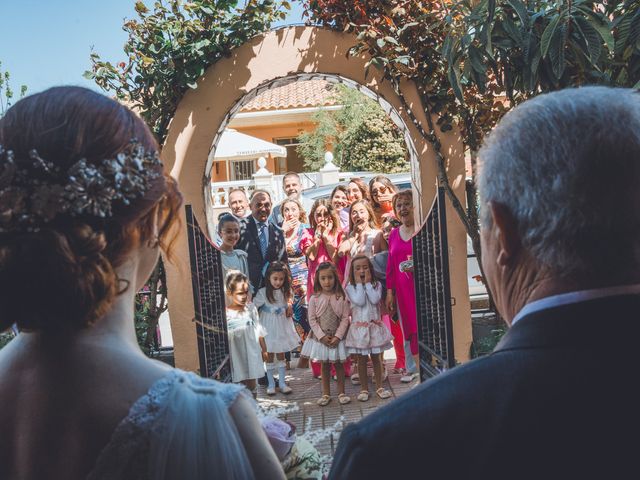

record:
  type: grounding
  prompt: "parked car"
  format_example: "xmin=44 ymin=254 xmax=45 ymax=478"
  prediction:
xmin=301 ymin=172 xmax=489 ymax=311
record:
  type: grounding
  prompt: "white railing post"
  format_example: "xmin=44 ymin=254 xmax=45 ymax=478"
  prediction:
xmin=317 ymin=151 xmax=340 ymax=187
xmin=252 ymin=156 xmax=274 ymax=197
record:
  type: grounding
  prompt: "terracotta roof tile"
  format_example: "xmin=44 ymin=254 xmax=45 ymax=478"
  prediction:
xmin=241 ymin=79 xmax=338 ymax=112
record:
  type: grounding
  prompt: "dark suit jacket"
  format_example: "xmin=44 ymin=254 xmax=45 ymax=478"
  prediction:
xmin=329 ymin=293 xmax=640 ymax=479
xmin=237 ymin=215 xmax=287 ymax=292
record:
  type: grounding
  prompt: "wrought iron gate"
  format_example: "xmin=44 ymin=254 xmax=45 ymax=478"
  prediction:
xmin=412 ymin=187 xmax=455 ymax=380
xmin=185 ymin=205 xmax=232 ymax=381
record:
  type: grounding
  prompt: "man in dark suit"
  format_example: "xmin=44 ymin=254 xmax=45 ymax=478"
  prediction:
xmin=329 ymin=87 xmax=640 ymax=479
xmin=237 ymin=189 xmax=287 ymax=293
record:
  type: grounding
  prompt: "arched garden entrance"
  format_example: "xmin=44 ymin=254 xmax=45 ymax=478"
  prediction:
xmin=160 ymin=25 xmax=471 ymax=373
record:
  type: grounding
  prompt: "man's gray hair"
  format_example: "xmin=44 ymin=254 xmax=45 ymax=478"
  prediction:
xmin=478 ymin=86 xmax=640 ymax=280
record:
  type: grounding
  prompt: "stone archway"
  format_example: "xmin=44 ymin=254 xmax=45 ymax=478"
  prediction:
xmin=161 ymin=26 xmax=471 ymax=371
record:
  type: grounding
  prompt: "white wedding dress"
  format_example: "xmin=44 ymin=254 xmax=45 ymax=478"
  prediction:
xmin=87 ymin=369 xmax=255 ymax=480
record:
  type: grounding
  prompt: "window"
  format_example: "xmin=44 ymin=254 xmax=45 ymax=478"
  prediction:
xmin=275 ymin=137 xmax=303 ymax=173
xmin=230 ymin=159 xmax=255 ymax=181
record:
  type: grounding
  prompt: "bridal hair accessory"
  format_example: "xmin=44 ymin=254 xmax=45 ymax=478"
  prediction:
xmin=0 ymin=141 xmax=163 ymax=233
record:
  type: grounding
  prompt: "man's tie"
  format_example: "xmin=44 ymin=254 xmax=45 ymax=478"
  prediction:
xmin=258 ymin=222 xmax=268 ymax=258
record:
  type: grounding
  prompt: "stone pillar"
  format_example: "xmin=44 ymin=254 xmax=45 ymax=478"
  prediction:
xmin=252 ymin=156 xmax=274 ymax=195
xmin=317 ymin=151 xmax=340 ymax=187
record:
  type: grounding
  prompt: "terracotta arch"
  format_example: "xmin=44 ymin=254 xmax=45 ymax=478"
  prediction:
xmin=161 ymin=26 xmax=471 ymax=371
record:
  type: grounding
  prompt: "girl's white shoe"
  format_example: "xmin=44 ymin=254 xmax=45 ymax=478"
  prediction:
xmin=280 ymin=385 xmax=292 ymax=394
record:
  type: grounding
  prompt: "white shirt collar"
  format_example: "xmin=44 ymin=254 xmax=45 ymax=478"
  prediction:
xmin=511 ymin=283 xmax=640 ymax=325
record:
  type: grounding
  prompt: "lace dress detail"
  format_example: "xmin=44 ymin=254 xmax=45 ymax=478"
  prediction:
xmin=87 ymin=369 xmax=251 ymax=480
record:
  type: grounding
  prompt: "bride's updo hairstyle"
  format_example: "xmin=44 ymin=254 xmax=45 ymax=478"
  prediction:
xmin=0 ymin=86 xmax=182 ymax=333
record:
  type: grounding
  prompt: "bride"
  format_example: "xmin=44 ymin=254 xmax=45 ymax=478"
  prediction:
xmin=0 ymin=87 xmax=285 ymax=480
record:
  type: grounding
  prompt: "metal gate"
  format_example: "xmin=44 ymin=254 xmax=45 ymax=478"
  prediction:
xmin=412 ymin=187 xmax=455 ymax=380
xmin=185 ymin=205 xmax=232 ymax=381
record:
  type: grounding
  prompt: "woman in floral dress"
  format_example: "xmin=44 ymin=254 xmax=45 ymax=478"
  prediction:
xmin=280 ymin=198 xmax=311 ymax=365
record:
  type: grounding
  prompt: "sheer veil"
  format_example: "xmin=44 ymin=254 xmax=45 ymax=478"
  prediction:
xmin=148 ymin=374 xmax=255 ymax=479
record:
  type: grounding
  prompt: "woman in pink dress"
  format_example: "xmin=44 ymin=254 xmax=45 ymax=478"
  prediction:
xmin=300 ymin=199 xmax=343 ymax=296
xmin=385 ymin=190 xmax=420 ymax=383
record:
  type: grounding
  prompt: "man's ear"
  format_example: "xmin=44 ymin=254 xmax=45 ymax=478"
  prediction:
xmin=488 ymin=202 xmax=521 ymax=267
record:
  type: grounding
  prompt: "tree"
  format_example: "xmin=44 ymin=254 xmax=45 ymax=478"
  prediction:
xmin=303 ymin=0 xmax=640 ymax=303
xmin=85 ymin=0 xmax=289 ymax=142
xmin=297 ymin=84 xmax=408 ymax=172
xmin=86 ymin=0 xmax=290 ymax=355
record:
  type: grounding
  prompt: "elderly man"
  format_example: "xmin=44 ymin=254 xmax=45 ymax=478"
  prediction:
xmin=329 ymin=87 xmax=640 ymax=479
xmin=237 ymin=190 xmax=287 ymax=292
xmin=270 ymin=172 xmax=313 ymax=226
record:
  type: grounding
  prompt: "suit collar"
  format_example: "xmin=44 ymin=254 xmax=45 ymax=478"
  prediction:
xmin=494 ymin=293 xmax=640 ymax=352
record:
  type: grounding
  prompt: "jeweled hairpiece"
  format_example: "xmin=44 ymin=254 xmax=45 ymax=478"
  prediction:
xmin=0 ymin=141 xmax=163 ymax=233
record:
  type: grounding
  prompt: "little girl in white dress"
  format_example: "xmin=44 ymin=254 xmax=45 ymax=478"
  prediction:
xmin=254 ymin=262 xmax=301 ymax=395
xmin=344 ymin=254 xmax=393 ymax=402
xmin=225 ymin=271 xmax=265 ymax=396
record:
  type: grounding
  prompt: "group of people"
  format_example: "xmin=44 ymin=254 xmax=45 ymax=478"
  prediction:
xmin=217 ymin=171 xmax=420 ymax=405
xmin=2 ymin=84 xmax=640 ymax=480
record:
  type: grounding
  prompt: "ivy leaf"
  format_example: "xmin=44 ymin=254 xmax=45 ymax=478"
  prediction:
xmin=541 ymin=14 xmax=561 ymax=59
xmin=549 ymin=24 xmax=567 ymax=80
xmin=135 ymin=1 xmax=149 ymax=14
xmin=586 ymin=16 xmax=614 ymax=52
xmin=574 ymin=15 xmax=602 ymax=64
xmin=506 ymin=0 xmax=529 ymax=29
xmin=615 ymin=13 xmax=633 ymax=56
xmin=448 ymin=65 xmax=464 ymax=103
xmin=468 ymin=45 xmax=486 ymax=75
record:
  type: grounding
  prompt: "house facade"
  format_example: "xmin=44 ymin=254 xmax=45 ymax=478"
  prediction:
xmin=210 ymin=79 xmax=338 ymax=182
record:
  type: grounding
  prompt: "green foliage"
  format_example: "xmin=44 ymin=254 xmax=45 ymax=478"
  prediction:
xmin=470 ymin=325 xmax=507 ymax=358
xmin=0 ymin=331 xmax=15 ymax=351
xmin=0 ymin=61 xmax=27 ymax=117
xmin=86 ymin=1 xmax=288 ymax=357
xmin=303 ymin=0 xmax=640 ymax=307
xmin=297 ymin=85 xmax=408 ymax=173
xmin=85 ymin=0 xmax=289 ymax=143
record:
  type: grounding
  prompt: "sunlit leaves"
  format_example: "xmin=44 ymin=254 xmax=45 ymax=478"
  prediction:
xmin=85 ymin=0 xmax=289 ymax=142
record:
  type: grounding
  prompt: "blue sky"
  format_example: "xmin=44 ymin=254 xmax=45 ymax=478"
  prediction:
xmin=0 ymin=0 xmax=305 ymax=96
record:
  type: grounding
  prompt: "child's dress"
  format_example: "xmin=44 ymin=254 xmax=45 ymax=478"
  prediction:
xmin=301 ymin=293 xmax=350 ymax=362
xmin=344 ymin=283 xmax=393 ymax=355
xmin=221 ymin=249 xmax=252 ymax=292
xmin=254 ymin=288 xmax=301 ymax=354
xmin=226 ymin=304 xmax=265 ymax=383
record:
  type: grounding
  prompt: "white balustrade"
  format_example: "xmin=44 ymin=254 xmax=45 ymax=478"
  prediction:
xmin=210 ymin=180 xmax=255 ymax=207
xmin=210 ymin=152 xmax=358 ymax=208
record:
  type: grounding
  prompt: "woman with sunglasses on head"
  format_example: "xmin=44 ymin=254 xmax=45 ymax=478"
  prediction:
xmin=369 ymin=175 xmax=399 ymax=226
xmin=0 ymin=87 xmax=284 ymax=480
xmin=346 ymin=177 xmax=371 ymax=205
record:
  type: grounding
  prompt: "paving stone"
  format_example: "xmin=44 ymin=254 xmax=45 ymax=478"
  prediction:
xmin=255 ymin=360 xmax=415 ymax=470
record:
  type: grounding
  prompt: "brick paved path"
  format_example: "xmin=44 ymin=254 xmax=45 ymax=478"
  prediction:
xmin=256 ymin=358 xmax=419 ymax=463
